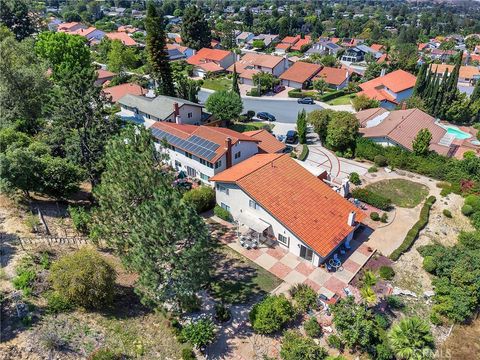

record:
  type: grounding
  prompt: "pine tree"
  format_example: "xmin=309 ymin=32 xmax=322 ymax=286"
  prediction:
xmin=426 ymin=73 xmax=440 ymax=115
xmin=471 ymin=80 xmax=480 ymax=103
xmin=145 ymin=2 xmax=175 ymax=96
xmin=232 ymin=64 xmax=240 ymax=96
xmin=296 ymin=110 xmax=307 ymax=144
xmin=181 ymin=5 xmax=211 ymax=50
xmin=243 ymin=7 xmax=253 ymax=27
xmin=413 ymin=62 xmax=428 ymax=96
xmin=433 ymin=70 xmax=448 ymax=117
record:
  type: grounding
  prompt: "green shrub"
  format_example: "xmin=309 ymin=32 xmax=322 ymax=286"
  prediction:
xmin=49 ymin=248 xmax=116 ymax=309
xmin=12 ymin=268 xmax=36 ymax=297
xmin=351 ymin=188 xmax=391 ymax=210
xmin=464 ymin=194 xmax=480 ymax=212
xmin=249 ymin=295 xmax=294 ymax=334
xmin=181 ymin=348 xmax=196 ymax=360
xmin=247 ymin=88 xmax=261 ymax=97
xmin=46 ymin=292 xmax=72 ymax=314
xmin=370 ymin=212 xmax=380 ymax=221
xmin=88 ymin=348 xmax=122 ymax=360
xmin=320 ymin=89 xmax=345 ymax=101
xmin=349 ymin=172 xmax=361 ymax=185
xmin=375 ymin=342 xmax=395 ymax=360
xmin=327 ymin=334 xmax=344 ymax=350
xmin=429 ymin=311 xmax=443 ymax=326
xmin=215 ymin=303 xmax=231 ymax=322
xmin=214 ymin=205 xmax=232 ymax=222
xmin=470 ymin=211 xmax=480 ymax=230
xmin=368 ymin=166 xmax=378 ymax=173
xmin=386 ymin=295 xmax=404 ymax=310
xmin=298 ymin=144 xmax=309 ymax=161
xmin=183 ymin=186 xmax=216 ymax=213
xmin=379 ymin=266 xmax=395 ymax=280
xmin=304 ymin=317 xmax=322 ymax=338
xmin=380 ymin=212 xmax=389 ymax=223
xmin=287 ymin=88 xmax=303 ymax=98
xmin=442 ymin=209 xmax=452 ymax=218
xmin=181 ymin=319 xmax=216 ymax=347
xmin=281 ymin=330 xmax=328 ymax=359
xmin=375 ymin=313 xmax=390 ymax=330
xmin=390 ymin=196 xmax=436 ymax=261
xmin=289 ymin=283 xmax=317 ymax=312
xmin=69 ymin=206 xmax=92 ymax=235
xmin=461 ymin=204 xmax=474 ymax=216
xmin=374 ymin=155 xmax=388 ymax=167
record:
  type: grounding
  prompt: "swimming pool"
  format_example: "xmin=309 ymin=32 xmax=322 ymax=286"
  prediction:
xmin=443 ymin=125 xmax=472 ymax=140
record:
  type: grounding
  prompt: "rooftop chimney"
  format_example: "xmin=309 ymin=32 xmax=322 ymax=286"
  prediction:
xmin=401 ymin=101 xmax=407 ymax=110
xmin=173 ymin=102 xmax=180 ymax=117
xmin=380 ymin=68 xmax=386 ymax=77
xmin=347 ymin=211 xmax=356 ymax=226
xmin=225 ymin=137 xmax=232 ymax=169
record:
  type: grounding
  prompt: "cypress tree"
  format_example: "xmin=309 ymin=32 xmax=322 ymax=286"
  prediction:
xmin=413 ymin=62 xmax=428 ymax=96
xmin=471 ymin=80 xmax=480 ymax=103
xmin=433 ymin=71 xmax=448 ymax=117
xmin=426 ymin=73 xmax=440 ymax=115
xmin=181 ymin=5 xmax=211 ymax=50
xmin=232 ymin=64 xmax=240 ymax=96
xmin=423 ymin=66 xmax=435 ymax=102
xmin=145 ymin=2 xmax=175 ymax=96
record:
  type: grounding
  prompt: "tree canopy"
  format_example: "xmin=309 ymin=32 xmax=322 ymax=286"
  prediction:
xmin=205 ymin=90 xmax=243 ymax=123
xmin=181 ymin=5 xmax=211 ymax=50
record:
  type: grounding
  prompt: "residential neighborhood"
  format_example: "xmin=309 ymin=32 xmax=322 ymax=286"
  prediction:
xmin=1 ymin=1 xmax=480 ymax=360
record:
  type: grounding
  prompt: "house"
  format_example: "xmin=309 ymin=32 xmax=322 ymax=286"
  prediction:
xmin=279 ymin=61 xmax=322 ymax=89
xmin=370 ymin=44 xmax=384 ymax=52
xmin=290 ymin=36 xmax=312 ymax=52
xmin=431 ymin=64 xmax=480 ymax=85
xmin=358 ymin=69 xmax=417 ymax=109
xmin=103 ymin=83 xmax=147 ymax=103
xmin=210 ymin=154 xmax=365 ymax=266
xmin=105 ymin=32 xmax=138 ymax=46
xmin=48 ymin=18 xmax=63 ymax=31
xmin=117 ymin=25 xmax=142 ymax=34
xmin=306 ymin=41 xmax=342 ymax=56
xmin=187 ymin=48 xmax=236 ymax=78
xmin=227 ymin=53 xmax=289 ymax=85
xmin=356 ymin=107 xmax=455 ymax=156
xmin=242 ymin=130 xmax=286 ymax=153
xmin=248 ymin=34 xmax=279 ymax=47
xmin=95 ymin=69 xmax=116 ymax=86
xmin=211 ymin=39 xmax=222 ymax=49
xmin=275 ymin=35 xmax=302 ymax=54
xmin=341 ymin=47 xmax=367 ymax=63
xmin=151 ymin=123 xmax=261 ymax=183
xmin=118 ymin=94 xmax=207 ymax=126
xmin=429 ymin=49 xmax=456 ymax=62
xmin=57 ymin=22 xmax=85 ymax=33
xmin=166 ymin=43 xmax=194 ymax=60
xmin=313 ymin=67 xmax=350 ymax=90
xmin=236 ymin=31 xmax=255 ymax=46
xmin=62 ymin=26 xmax=105 ymax=42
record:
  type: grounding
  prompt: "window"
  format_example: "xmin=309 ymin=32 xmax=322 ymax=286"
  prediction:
xmin=221 ymin=202 xmax=230 ymax=212
xmin=278 ymin=234 xmax=289 ymax=246
xmin=249 ymin=199 xmax=259 ymax=210
xmin=216 ymin=183 xmax=229 ymax=195
xmin=174 ymin=160 xmax=182 ymax=169
xmin=200 ymin=173 xmax=209 ymax=181
xmin=234 ymin=151 xmax=241 ymax=159
xmin=186 ymin=166 xmax=197 ymax=177
xmin=188 ymin=112 xmax=193 ymax=118
xmin=200 ymin=158 xmax=207 ymax=165
xmin=215 ymin=160 xmax=222 ymax=169
xmin=185 ymin=152 xmax=193 ymax=159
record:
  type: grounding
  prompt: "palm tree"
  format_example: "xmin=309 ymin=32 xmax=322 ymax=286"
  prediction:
xmin=388 ymin=317 xmax=435 ymax=360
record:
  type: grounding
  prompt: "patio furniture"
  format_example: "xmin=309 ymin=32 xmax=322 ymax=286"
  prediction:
xmin=328 ymin=257 xmax=341 ymax=270
xmin=343 ymin=287 xmax=352 ymax=297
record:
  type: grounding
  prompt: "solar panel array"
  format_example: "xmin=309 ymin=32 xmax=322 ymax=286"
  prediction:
xmin=151 ymin=128 xmax=220 ymax=161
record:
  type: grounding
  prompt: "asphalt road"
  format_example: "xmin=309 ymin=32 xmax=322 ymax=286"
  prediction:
xmin=198 ymin=90 xmax=323 ymax=124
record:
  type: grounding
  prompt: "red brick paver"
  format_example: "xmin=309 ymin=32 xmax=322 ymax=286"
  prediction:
xmin=323 ymin=276 xmax=348 ymax=295
xmin=304 ymin=278 xmax=322 ymax=292
xmin=342 ymin=258 xmax=360 ymax=273
xmin=266 ymin=246 xmax=288 ymax=260
xmin=294 ymin=262 xmax=316 ymax=277
xmin=269 ymin=262 xmax=293 ymax=278
xmin=357 ymin=243 xmax=374 ymax=257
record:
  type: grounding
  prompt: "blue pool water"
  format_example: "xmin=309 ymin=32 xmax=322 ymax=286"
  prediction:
xmin=444 ymin=126 xmax=472 ymax=140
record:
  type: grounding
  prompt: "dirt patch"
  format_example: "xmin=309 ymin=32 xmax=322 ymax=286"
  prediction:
xmin=438 ymin=316 xmax=480 ymax=360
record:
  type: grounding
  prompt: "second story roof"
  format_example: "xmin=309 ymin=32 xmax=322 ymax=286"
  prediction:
xmin=187 ymin=48 xmax=233 ymax=66
xmin=359 ymin=69 xmax=417 ymax=94
xmin=279 ymin=61 xmax=322 ymax=84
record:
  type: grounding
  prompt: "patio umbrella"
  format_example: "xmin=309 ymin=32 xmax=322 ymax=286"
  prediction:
xmin=177 ymin=170 xmax=187 ymax=179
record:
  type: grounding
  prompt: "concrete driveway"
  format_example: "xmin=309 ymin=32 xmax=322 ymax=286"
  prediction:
xmin=305 ymin=145 xmax=370 ymax=182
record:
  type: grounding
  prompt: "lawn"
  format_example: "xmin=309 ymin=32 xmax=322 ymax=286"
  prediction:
xmin=201 ymin=77 xmax=232 ymax=91
xmin=207 ymin=223 xmax=282 ymax=304
xmin=363 ymin=179 xmax=429 ymax=208
xmin=228 ymin=121 xmax=274 ymax=133
xmin=326 ymin=93 xmax=354 ymax=105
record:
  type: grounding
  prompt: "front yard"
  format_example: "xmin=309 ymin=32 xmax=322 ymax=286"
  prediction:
xmin=326 ymin=93 xmax=354 ymax=105
xmin=228 ymin=121 xmax=274 ymax=133
xmin=201 ymin=77 xmax=232 ymax=92
xmin=363 ymin=179 xmax=429 ymax=208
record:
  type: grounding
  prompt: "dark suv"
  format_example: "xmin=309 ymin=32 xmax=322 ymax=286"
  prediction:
xmin=285 ymin=130 xmax=298 ymax=144
xmin=256 ymin=112 xmax=276 ymax=121
xmin=297 ymin=97 xmax=315 ymax=104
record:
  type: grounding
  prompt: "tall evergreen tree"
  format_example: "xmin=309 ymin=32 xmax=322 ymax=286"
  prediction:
xmin=426 ymin=73 xmax=440 ymax=115
xmin=232 ymin=64 xmax=240 ymax=96
xmin=181 ymin=5 xmax=211 ymax=50
xmin=145 ymin=2 xmax=175 ymax=96
xmin=413 ymin=62 xmax=428 ymax=96
xmin=243 ymin=7 xmax=254 ymax=27
xmin=470 ymin=80 xmax=480 ymax=103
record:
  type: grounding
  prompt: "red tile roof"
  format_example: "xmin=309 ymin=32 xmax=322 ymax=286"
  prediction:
xmin=243 ymin=130 xmax=286 ymax=153
xmin=227 ymin=53 xmax=284 ymax=72
xmin=151 ymin=123 xmax=258 ymax=163
xmin=187 ymin=48 xmax=232 ymax=65
xmin=370 ymin=43 xmax=384 ymax=52
xmin=196 ymin=62 xmax=224 ymax=72
xmin=210 ymin=154 xmax=365 ymax=257
xmin=431 ymin=64 xmax=480 ymax=80
xmin=314 ymin=67 xmax=349 ymax=86
xmin=359 ymin=69 xmax=416 ymax=94
xmin=275 ymin=42 xmax=291 ymax=50
xmin=291 ymin=37 xmax=312 ymax=51
xmin=57 ymin=22 xmax=82 ymax=31
xmin=69 ymin=27 xmax=98 ymax=37
xmin=106 ymin=32 xmax=138 ymax=46
xmin=103 ymin=83 xmax=147 ymax=103
xmin=281 ymin=35 xmax=300 ymax=44
xmin=97 ymin=69 xmax=116 ymax=80
xmin=279 ymin=62 xmax=322 ymax=84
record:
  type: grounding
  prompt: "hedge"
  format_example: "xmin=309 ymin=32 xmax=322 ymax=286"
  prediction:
xmin=319 ymin=89 xmax=345 ymax=102
xmin=390 ymin=196 xmax=436 ymax=261
xmin=351 ymin=188 xmax=391 ymax=210
xmin=214 ymin=205 xmax=232 ymax=222
xmin=298 ymin=144 xmax=309 ymax=161
xmin=288 ymin=89 xmax=303 ymax=98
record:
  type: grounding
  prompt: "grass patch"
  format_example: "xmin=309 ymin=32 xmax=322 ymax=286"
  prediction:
xmin=201 ymin=77 xmax=232 ymax=92
xmin=210 ymin=240 xmax=282 ymax=304
xmin=363 ymin=179 xmax=429 ymax=208
xmin=327 ymin=94 xmax=353 ymax=105
xmin=228 ymin=121 xmax=274 ymax=133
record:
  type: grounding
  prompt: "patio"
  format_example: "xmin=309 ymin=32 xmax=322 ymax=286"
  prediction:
xmin=213 ymin=217 xmax=375 ymax=300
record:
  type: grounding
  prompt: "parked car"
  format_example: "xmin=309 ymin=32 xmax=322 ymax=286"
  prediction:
xmin=256 ymin=112 xmax=276 ymax=121
xmin=285 ymin=130 xmax=298 ymax=144
xmin=274 ymin=85 xmax=286 ymax=93
xmin=297 ymin=97 xmax=315 ymax=104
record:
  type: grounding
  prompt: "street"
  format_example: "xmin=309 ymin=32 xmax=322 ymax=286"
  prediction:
xmin=198 ymin=90 xmax=323 ymax=124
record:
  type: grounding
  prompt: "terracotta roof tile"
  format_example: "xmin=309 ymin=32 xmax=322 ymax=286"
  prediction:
xmin=370 ymin=43 xmax=384 ymax=52
xmin=431 ymin=64 xmax=480 ymax=80
xmin=187 ymin=48 xmax=232 ymax=66
xmin=243 ymin=130 xmax=286 ymax=153
xmin=103 ymin=83 xmax=147 ymax=103
xmin=227 ymin=53 xmax=284 ymax=72
xmin=359 ymin=69 xmax=416 ymax=94
xmin=279 ymin=61 xmax=322 ymax=84
xmin=291 ymin=38 xmax=311 ymax=51
xmin=314 ymin=67 xmax=349 ymax=86
xmin=211 ymin=154 xmax=365 ymax=257
xmin=106 ymin=32 xmax=138 ymax=46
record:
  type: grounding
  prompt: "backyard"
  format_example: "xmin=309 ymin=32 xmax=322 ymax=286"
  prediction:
xmin=363 ymin=179 xmax=429 ymax=208
xmin=228 ymin=121 xmax=274 ymax=133
xmin=201 ymin=77 xmax=232 ymax=91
